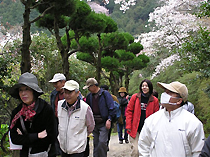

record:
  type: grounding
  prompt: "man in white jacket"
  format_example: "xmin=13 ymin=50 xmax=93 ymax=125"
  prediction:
xmin=138 ymin=81 xmax=205 ymax=157
xmin=57 ymin=80 xmax=95 ymax=157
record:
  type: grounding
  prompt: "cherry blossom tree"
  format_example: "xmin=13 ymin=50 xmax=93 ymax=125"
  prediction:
xmin=136 ymin=0 xmax=207 ymax=54
xmin=132 ymin=0 xmax=208 ymax=79
xmin=114 ymin=0 xmax=137 ymax=13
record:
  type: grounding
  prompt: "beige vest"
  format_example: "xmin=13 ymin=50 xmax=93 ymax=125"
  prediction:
xmin=57 ymin=99 xmax=88 ymax=154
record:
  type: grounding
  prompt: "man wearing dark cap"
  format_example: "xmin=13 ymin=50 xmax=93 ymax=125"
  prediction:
xmin=138 ymin=81 xmax=205 ymax=157
xmin=83 ymin=78 xmax=115 ymax=157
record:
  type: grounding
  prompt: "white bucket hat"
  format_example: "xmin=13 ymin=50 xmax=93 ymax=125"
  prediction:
xmin=49 ymin=73 xmax=66 ymax=83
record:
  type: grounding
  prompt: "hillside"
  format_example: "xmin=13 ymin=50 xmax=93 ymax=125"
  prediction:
xmin=0 ymin=0 xmax=158 ymax=35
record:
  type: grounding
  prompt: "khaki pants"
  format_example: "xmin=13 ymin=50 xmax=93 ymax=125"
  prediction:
xmin=129 ymin=132 xmax=140 ymax=157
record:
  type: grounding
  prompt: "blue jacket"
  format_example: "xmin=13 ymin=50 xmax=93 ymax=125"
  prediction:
xmin=86 ymin=89 xmax=115 ymax=122
xmin=50 ymin=89 xmax=58 ymax=112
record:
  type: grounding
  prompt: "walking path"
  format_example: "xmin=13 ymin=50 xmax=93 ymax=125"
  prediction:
xmin=89 ymin=134 xmax=131 ymax=157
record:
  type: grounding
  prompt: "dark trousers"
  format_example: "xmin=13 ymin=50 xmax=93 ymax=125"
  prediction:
xmin=117 ymin=116 xmax=128 ymax=141
xmin=93 ymin=123 xmax=109 ymax=157
xmin=107 ymin=122 xmax=114 ymax=148
xmin=84 ymin=137 xmax=90 ymax=157
xmin=55 ymin=117 xmax=62 ymax=155
xmin=62 ymin=151 xmax=85 ymax=157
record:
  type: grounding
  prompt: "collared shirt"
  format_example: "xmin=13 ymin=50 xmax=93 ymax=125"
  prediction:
xmin=65 ymin=100 xmax=94 ymax=135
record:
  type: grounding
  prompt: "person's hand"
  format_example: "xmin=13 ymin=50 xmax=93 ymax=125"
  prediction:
xmin=106 ymin=120 xmax=111 ymax=130
xmin=17 ymin=128 xmax=22 ymax=135
xmin=38 ymin=130 xmax=47 ymax=139
xmin=126 ymin=95 xmax=129 ymax=99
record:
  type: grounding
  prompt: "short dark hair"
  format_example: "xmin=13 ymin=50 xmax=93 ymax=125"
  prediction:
xmin=139 ymin=79 xmax=153 ymax=96
xmin=153 ymin=90 xmax=158 ymax=98
xmin=100 ymin=85 xmax=109 ymax=91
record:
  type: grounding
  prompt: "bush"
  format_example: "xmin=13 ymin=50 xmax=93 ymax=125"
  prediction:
xmin=0 ymin=124 xmax=10 ymax=156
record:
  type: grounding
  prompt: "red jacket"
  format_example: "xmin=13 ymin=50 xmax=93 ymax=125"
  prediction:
xmin=126 ymin=92 xmax=159 ymax=138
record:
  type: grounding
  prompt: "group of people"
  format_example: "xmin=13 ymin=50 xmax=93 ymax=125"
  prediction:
xmin=8 ymin=72 xmax=210 ymax=157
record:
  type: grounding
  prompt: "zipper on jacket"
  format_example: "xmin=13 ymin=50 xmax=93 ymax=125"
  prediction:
xmin=64 ymin=109 xmax=70 ymax=153
xmin=169 ymin=114 xmax=171 ymax=122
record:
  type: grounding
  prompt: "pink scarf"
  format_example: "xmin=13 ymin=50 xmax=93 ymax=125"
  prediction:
xmin=10 ymin=102 xmax=36 ymax=129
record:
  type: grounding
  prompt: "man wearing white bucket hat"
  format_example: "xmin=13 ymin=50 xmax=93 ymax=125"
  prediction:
xmin=138 ymin=81 xmax=205 ymax=157
xmin=57 ymin=80 xmax=95 ymax=157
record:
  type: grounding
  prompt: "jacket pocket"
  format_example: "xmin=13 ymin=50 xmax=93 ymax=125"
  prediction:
xmin=149 ymin=131 xmax=158 ymax=156
xmin=179 ymin=129 xmax=191 ymax=157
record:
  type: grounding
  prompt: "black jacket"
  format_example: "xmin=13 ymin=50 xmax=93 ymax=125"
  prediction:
xmin=10 ymin=98 xmax=56 ymax=157
xmin=117 ymin=96 xmax=128 ymax=117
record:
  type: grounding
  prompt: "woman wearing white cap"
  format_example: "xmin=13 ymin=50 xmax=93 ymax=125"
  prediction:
xmin=9 ymin=72 xmax=56 ymax=157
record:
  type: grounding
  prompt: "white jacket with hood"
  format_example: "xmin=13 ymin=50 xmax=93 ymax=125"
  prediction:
xmin=138 ymin=107 xmax=205 ymax=157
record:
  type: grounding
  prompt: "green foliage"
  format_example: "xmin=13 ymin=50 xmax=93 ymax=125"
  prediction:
xmin=101 ymin=56 xmax=119 ymax=71
xmin=29 ymin=33 xmax=62 ymax=93
xmin=69 ymin=1 xmax=92 ymax=30
xmin=128 ymin=42 xmax=143 ymax=54
xmin=99 ymin=14 xmax=118 ymax=33
xmin=102 ymin=32 xmax=130 ymax=50
xmin=0 ymin=0 xmax=23 ymax=27
xmin=127 ymin=70 xmax=142 ymax=94
xmin=116 ymin=50 xmax=135 ymax=61
xmin=131 ymin=54 xmax=150 ymax=70
xmin=78 ymin=36 xmax=99 ymax=53
xmin=68 ymin=56 xmax=96 ymax=96
xmin=81 ymin=12 xmax=106 ymax=33
xmin=77 ymin=52 xmax=94 ymax=64
xmin=110 ymin=0 xmax=159 ymax=35
xmin=0 ymin=124 xmax=10 ymax=156
xmin=196 ymin=1 xmax=210 ymax=17
xmin=179 ymin=27 xmax=210 ymax=78
xmin=61 ymin=30 xmax=75 ymax=46
xmin=0 ymin=0 xmax=51 ymax=34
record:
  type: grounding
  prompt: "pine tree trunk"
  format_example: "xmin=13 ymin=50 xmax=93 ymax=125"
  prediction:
xmin=21 ymin=1 xmax=32 ymax=74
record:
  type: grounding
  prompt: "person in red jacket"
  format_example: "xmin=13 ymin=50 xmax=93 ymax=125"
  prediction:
xmin=126 ymin=79 xmax=159 ymax=157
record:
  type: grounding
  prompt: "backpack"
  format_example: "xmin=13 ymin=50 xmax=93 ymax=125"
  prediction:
xmin=102 ymin=91 xmax=121 ymax=123
xmin=112 ymin=101 xmax=121 ymax=123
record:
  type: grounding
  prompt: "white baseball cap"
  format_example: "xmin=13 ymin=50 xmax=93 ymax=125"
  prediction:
xmin=49 ymin=73 xmax=66 ymax=83
xmin=63 ymin=80 xmax=79 ymax=91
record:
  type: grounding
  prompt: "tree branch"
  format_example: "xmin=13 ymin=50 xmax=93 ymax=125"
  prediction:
xmin=101 ymin=70 xmax=110 ymax=80
xmin=30 ymin=6 xmax=54 ymax=24
xmin=68 ymin=48 xmax=80 ymax=57
xmin=29 ymin=1 xmax=48 ymax=9
xmin=20 ymin=0 xmax=26 ymax=5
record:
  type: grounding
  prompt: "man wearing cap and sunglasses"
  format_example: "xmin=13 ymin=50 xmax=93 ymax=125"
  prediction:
xmin=138 ymin=81 xmax=205 ymax=157
xmin=83 ymin=78 xmax=115 ymax=157
xmin=57 ymin=80 xmax=95 ymax=157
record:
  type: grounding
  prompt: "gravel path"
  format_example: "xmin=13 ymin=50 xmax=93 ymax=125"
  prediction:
xmin=89 ymin=134 xmax=132 ymax=157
